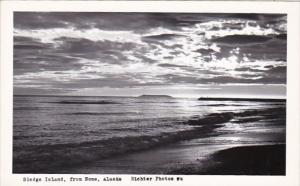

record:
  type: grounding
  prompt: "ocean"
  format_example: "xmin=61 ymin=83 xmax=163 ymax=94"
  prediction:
xmin=13 ymin=95 xmax=286 ymax=174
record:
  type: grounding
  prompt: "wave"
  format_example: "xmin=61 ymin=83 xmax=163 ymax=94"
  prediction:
xmin=199 ymin=104 xmax=248 ymax=107
xmin=232 ymin=116 xmax=263 ymax=123
xmin=65 ymin=112 xmax=139 ymax=116
xmin=13 ymin=114 xmax=231 ymax=173
xmin=14 ymin=107 xmax=48 ymax=110
xmin=234 ymin=107 xmax=285 ymax=117
xmin=186 ymin=112 xmax=234 ymax=126
xmin=134 ymin=101 xmax=178 ymax=104
xmin=13 ymin=127 xmax=221 ymax=173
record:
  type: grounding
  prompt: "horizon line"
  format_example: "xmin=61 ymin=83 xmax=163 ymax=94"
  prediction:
xmin=13 ymin=94 xmax=287 ymax=100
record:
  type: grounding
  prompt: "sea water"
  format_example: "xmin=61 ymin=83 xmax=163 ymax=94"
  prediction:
xmin=13 ymin=95 xmax=285 ymax=173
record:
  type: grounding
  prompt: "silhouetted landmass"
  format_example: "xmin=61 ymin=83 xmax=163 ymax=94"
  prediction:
xmin=198 ymin=97 xmax=285 ymax=102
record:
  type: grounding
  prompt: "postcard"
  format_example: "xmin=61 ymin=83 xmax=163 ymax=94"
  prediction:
xmin=0 ymin=1 xmax=299 ymax=186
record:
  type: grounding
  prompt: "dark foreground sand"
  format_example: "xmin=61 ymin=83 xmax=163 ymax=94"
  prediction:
xmin=171 ymin=144 xmax=285 ymax=175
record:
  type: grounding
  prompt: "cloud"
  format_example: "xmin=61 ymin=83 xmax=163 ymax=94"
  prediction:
xmin=157 ymin=63 xmax=189 ymax=68
xmin=53 ymin=36 xmax=137 ymax=63
xmin=142 ymin=33 xmax=186 ymax=40
xmin=225 ymin=13 xmax=286 ymax=21
xmin=14 ymin=36 xmax=83 ymax=75
xmin=210 ymin=35 xmax=273 ymax=45
xmin=14 ymin=12 xmax=203 ymax=33
xmin=234 ymin=67 xmax=265 ymax=72
xmin=14 ymin=36 xmax=53 ymax=50
xmin=13 ymin=12 xmax=287 ymax=96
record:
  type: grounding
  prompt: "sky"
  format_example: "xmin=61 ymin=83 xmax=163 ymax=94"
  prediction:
xmin=13 ymin=12 xmax=287 ymax=98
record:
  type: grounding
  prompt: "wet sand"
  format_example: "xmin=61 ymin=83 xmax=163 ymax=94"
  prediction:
xmin=204 ymin=144 xmax=285 ymax=175
xmin=170 ymin=144 xmax=285 ymax=175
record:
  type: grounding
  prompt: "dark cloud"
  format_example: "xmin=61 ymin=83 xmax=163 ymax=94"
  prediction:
xmin=205 ymin=65 xmax=286 ymax=84
xmin=158 ymin=63 xmax=188 ymax=68
xmin=157 ymin=64 xmax=286 ymax=85
xmin=14 ymin=35 xmax=140 ymax=76
xmin=267 ymin=66 xmax=286 ymax=74
xmin=225 ymin=13 xmax=285 ymax=21
xmin=14 ymin=36 xmax=83 ymax=74
xmin=221 ymin=22 xmax=244 ymax=30
xmin=194 ymin=48 xmax=217 ymax=55
xmin=211 ymin=35 xmax=273 ymax=45
xmin=14 ymin=12 xmax=205 ymax=32
xmin=142 ymin=34 xmax=186 ymax=40
xmin=54 ymin=37 xmax=136 ymax=52
xmin=15 ymin=12 xmax=286 ymax=33
xmin=255 ymin=77 xmax=286 ymax=84
xmin=14 ymin=87 xmax=75 ymax=95
xmin=200 ymin=75 xmax=285 ymax=84
xmin=14 ymin=13 xmax=69 ymax=30
xmin=262 ymin=66 xmax=286 ymax=83
xmin=47 ymin=76 xmax=167 ymax=89
xmin=234 ymin=67 xmax=266 ymax=73
xmin=14 ymin=36 xmax=53 ymax=50
xmin=14 ymin=55 xmax=81 ymax=75
xmin=53 ymin=37 xmax=136 ymax=63
xmin=213 ymin=39 xmax=286 ymax=61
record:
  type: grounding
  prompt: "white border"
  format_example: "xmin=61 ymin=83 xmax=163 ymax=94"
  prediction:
xmin=1 ymin=1 xmax=300 ymax=186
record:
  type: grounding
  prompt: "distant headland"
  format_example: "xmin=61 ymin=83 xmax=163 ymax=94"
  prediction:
xmin=198 ymin=97 xmax=286 ymax=102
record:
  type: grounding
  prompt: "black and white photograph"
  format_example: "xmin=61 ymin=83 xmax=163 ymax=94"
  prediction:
xmin=12 ymin=12 xmax=288 ymax=175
